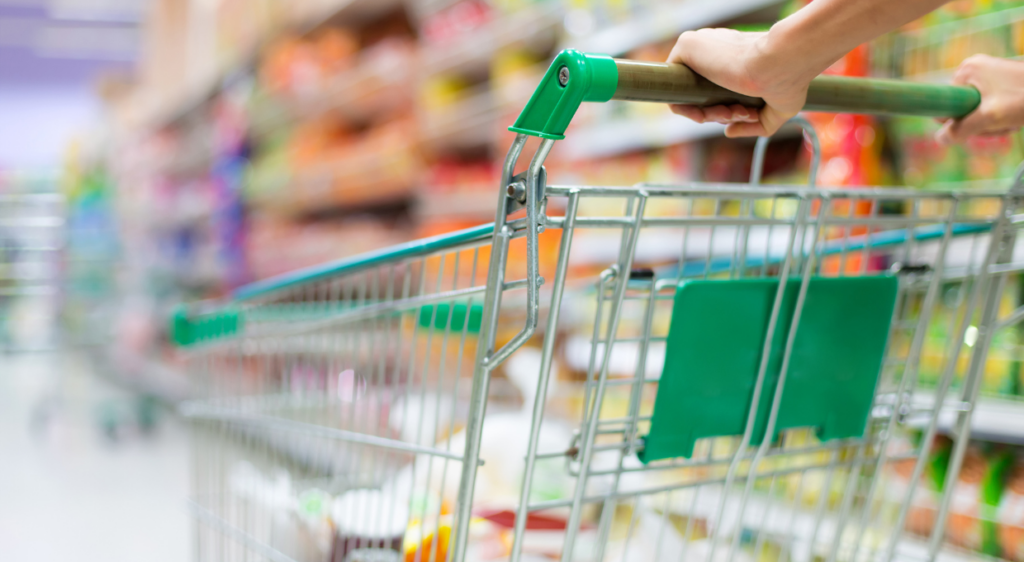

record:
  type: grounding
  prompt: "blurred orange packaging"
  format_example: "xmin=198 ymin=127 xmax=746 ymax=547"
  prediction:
xmin=946 ymin=447 xmax=990 ymax=551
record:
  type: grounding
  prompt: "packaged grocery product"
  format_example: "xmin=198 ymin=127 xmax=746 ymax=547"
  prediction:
xmin=418 ymin=76 xmax=471 ymax=112
xmin=1000 ymin=459 xmax=1024 ymax=561
xmin=315 ymin=28 xmax=360 ymax=74
xmin=888 ymin=436 xmax=952 ymax=537
xmin=945 ymin=447 xmax=990 ymax=551
xmin=476 ymin=509 xmax=574 ymax=559
xmin=982 ymin=450 xmax=1014 ymax=557
xmin=420 ymin=0 xmax=492 ymax=45
xmin=403 ymin=519 xmax=450 ymax=562
xmin=331 ymin=489 xmax=408 ymax=561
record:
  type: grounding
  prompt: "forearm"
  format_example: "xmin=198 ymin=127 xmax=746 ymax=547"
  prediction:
xmin=667 ymin=0 xmax=951 ymax=137
xmin=764 ymin=0 xmax=949 ymax=80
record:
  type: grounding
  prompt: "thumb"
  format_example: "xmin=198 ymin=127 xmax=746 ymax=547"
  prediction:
xmin=758 ymin=105 xmax=794 ymax=137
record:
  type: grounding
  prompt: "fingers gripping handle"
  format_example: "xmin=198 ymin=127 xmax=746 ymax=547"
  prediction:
xmin=509 ymin=49 xmax=981 ymax=139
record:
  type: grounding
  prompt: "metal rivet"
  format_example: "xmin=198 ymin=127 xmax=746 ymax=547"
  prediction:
xmin=557 ymin=66 xmax=570 ymax=87
xmin=506 ymin=181 xmax=527 ymax=203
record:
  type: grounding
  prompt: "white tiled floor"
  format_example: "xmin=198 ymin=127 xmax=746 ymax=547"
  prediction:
xmin=0 ymin=352 xmax=189 ymax=562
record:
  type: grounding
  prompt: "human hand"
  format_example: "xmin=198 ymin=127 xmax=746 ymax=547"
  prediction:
xmin=667 ymin=28 xmax=814 ymax=137
xmin=937 ymin=54 xmax=1024 ymax=144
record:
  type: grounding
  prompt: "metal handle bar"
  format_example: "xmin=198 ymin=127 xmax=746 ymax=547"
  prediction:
xmin=510 ymin=49 xmax=981 ymax=140
xmin=613 ymin=59 xmax=979 ymax=116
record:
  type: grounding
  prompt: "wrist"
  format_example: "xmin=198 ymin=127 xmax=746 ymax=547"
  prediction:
xmin=757 ymin=5 xmax=854 ymax=93
xmin=756 ymin=18 xmax=824 ymax=90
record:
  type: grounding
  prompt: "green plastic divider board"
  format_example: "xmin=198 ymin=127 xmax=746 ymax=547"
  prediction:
xmin=417 ymin=302 xmax=483 ymax=333
xmin=639 ymin=276 xmax=897 ymax=464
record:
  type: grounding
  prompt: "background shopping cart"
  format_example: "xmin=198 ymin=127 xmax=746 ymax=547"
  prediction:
xmin=173 ymin=51 xmax=1024 ymax=562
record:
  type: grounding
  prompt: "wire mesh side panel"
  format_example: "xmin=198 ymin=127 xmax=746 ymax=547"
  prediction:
xmin=897 ymin=6 xmax=1024 ymax=82
xmin=512 ymin=183 xmax=1024 ymax=562
xmin=184 ymin=239 xmax=501 ymax=562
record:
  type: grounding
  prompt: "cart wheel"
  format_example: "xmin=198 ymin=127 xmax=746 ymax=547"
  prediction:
xmin=97 ymin=402 xmax=120 ymax=442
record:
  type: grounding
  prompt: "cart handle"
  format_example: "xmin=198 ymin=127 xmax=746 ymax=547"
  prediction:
xmin=509 ymin=49 xmax=981 ymax=140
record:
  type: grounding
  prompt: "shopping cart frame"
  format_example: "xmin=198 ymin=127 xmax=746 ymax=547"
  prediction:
xmin=174 ymin=49 xmax=1024 ymax=562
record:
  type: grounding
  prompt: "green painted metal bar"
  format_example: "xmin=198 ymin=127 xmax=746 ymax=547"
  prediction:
xmin=612 ymin=59 xmax=981 ymax=118
xmin=172 ymin=223 xmax=497 ymax=346
xmin=233 ymin=222 xmax=496 ymax=301
xmin=669 ymin=222 xmax=993 ymax=279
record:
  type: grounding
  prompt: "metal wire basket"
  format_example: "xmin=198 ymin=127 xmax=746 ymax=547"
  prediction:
xmin=174 ymin=50 xmax=1023 ymax=562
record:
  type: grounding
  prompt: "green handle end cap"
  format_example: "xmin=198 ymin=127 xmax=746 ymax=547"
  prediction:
xmin=170 ymin=307 xmax=243 ymax=347
xmin=171 ymin=307 xmax=193 ymax=347
xmin=508 ymin=49 xmax=618 ymax=140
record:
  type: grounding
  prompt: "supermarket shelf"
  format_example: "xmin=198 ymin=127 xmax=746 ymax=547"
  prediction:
xmin=671 ymin=487 xmax=993 ymax=562
xmin=896 ymin=6 xmax=1024 ymax=83
xmin=0 ymin=286 xmax=57 ymax=296
xmin=415 ymin=184 xmax=569 ymax=221
xmin=293 ymin=171 xmax=416 ymax=214
xmin=563 ymin=116 xmax=806 ymax=159
xmin=418 ymin=88 xmax=500 ymax=152
xmin=149 ymin=0 xmax=404 ymax=130
xmin=407 ymin=0 xmax=459 ymax=21
xmin=568 ymin=0 xmax=784 ymax=57
xmin=909 ymin=391 xmax=1024 ymax=445
xmin=416 ymin=187 xmax=498 ymax=220
xmin=563 ymin=114 xmax=726 ymax=160
xmin=157 ymin=146 xmax=213 ymax=179
xmin=902 ymin=54 xmax=1024 ymax=85
xmin=0 ymin=216 xmax=64 ymax=228
xmin=251 ymin=152 xmax=420 ymax=216
xmin=419 ymin=3 xmax=563 ymax=77
xmin=0 ymin=193 xmax=63 ymax=203
xmin=249 ymin=51 xmax=415 ymax=137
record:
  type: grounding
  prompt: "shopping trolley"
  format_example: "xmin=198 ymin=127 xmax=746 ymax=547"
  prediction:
xmin=173 ymin=49 xmax=1024 ymax=562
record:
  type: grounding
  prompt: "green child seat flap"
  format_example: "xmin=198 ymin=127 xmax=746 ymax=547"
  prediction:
xmin=639 ymin=276 xmax=897 ymax=464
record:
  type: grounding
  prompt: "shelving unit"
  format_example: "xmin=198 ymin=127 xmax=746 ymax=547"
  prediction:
xmin=416 ymin=186 xmax=495 ymax=221
xmin=101 ymin=0 xmax=812 ymax=411
xmin=911 ymin=391 xmax=1024 ymax=446
xmin=568 ymin=0 xmax=784 ymax=56
xmin=82 ymin=3 xmax=1024 ymax=561
xmin=418 ymin=2 xmax=563 ymax=76
xmin=564 ymin=113 xmax=727 ymax=160
xmin=113 ymin=0 xmax=797 ymax=301
xmin=667 ymin=487 xmax=985 ymax=562
xmin=248 ymin=51 xmax=415 ymax=139
xmin=419 ymin=87 xmax=500 ymax=152
xmin=145 ymin=0 xmax=407 ymax=130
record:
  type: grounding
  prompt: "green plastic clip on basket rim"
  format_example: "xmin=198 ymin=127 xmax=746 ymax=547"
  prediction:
xmin=171 ymin=306 xmax=243 ymax=347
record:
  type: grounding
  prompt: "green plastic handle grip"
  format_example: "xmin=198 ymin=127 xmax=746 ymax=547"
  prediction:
xmin=510 ymin=49 xmax=981 ymax=140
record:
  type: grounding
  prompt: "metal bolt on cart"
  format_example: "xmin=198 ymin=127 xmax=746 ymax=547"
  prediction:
xmin=174 ymin=49 xmax=1024 ymax=562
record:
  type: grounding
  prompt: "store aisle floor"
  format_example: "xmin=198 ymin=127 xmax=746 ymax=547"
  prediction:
xmin=0 ymin=352 xmax=189 ymax=561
